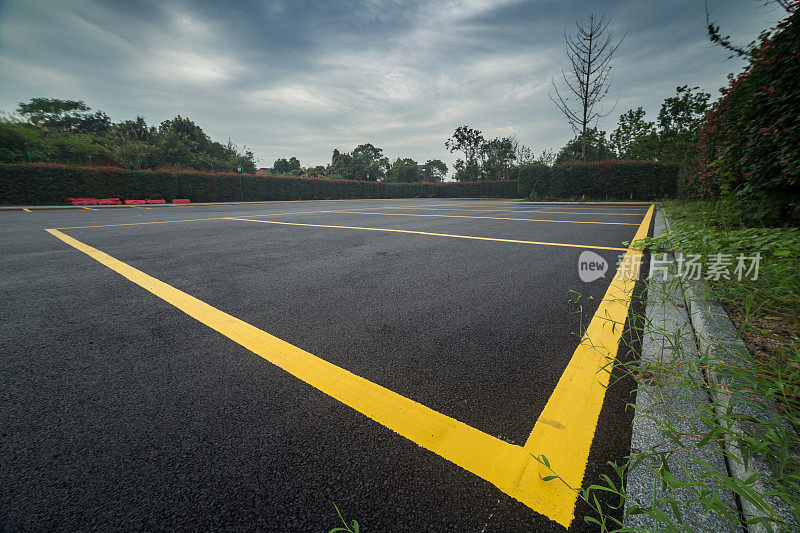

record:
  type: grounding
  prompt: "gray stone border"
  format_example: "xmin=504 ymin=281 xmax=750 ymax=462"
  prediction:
xmin=684 ymin=278 xmax=797 ymax=532
xmin=625 ymin=204 xmax=797 ymax=532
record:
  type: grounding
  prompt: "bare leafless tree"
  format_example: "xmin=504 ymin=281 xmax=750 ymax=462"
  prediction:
xmin=550 ymin=13 xmax=624 ymax=160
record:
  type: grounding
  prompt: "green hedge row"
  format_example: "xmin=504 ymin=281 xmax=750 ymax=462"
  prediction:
xmin=0 ymin=163 xmax=518 ymax=205
xmin=517 ymin=160 xmax=678 ymax=200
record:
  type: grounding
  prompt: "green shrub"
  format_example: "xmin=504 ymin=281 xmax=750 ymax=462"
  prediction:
xmin=683 ymin=9 xmax=799 ymax=222
xmin=516 ymin=163 xmax=551 ymax=198
xmin=0 ymin=163 xmax=519 ymax=205
xmin=515 ymin=160 xmax=678 ymax=200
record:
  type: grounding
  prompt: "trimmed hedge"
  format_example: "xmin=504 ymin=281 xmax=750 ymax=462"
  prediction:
xmin=0 ymin=163 xmax=518 ymax=205
xmin=517 ymin=163 xmax=551 ymax=198
xmin=517 ymin=160 xmax=678 ymax=200
xmin=682 ymin=8 xmax=799 ymax=222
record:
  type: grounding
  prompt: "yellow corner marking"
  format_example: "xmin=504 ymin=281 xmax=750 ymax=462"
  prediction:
xmin=227 ymin=217 xmax=629 ymax=251
xmin=80 ymin=206 xmax=99 ymax=211
xmin=22 ymin=208 xmax=32 ymax=212
xmin=521 ymin=203 xmax=654 ymax=522
xmin=327 ymin=210 xmax=639 ymax=226
xmin=46 ymin=227 xmax=558 ymax=524
xmin=45 ymin=203 xmax=653 ymax=528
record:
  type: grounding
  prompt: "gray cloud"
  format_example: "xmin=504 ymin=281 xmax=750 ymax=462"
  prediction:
xmin=0 ymin=0 xmax=784 ymax=172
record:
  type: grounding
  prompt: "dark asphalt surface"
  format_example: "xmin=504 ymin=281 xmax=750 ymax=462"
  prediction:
xmin=0 ymin=199 xmax=652 ymax=532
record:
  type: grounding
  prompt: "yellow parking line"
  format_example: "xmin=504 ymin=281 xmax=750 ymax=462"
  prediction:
xmin=227 ymin=217 xmax=629 ymax=251
xmin=523 ymin=204 xmax=653 ymax=510
xmin=326 ymin=210 xmax=639 ymax=226
xmin=51 ymin=209 xmax=370 ymax=230
xmin=45 ymin=204 xmax=653 ymax=528
xmin=22 ymin=208 xmax=32 ymax=212
xmin=352 ymin=206 xmax=646 ymax=216
xmin=80 ymin=206 xmax=99 ymax=211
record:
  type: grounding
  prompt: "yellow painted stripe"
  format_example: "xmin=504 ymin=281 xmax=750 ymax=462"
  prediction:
xmin=22 ymin=208 xmax=32 ymax=212
xmin=522 ymin=203 xmax=654 ymax=519
xmin=80 ymin=206 xmax=99 ymax=211
xmin=44 ymin=204 xmax=653 ymax=528
xmin=45 ymin=227 xmax=559 ymax=524
xmin=51 ymin=209 xmax=372 ymax=230
xmin=227 ymin=217 xmax=629 ymax=252
xmin=326 ymin=210 xmax=639 ymax=226
xmin=357 ymin=206 xmax=646 ymax=216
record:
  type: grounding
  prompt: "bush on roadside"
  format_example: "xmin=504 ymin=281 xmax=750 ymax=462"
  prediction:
xmin=681 ymin=7 xmax=800 ymax=223
xmin=515 ymin=160 xmax=678 ymax=201
xmin=0 ymin=162 xmax=518 ymax=205
xmin=516 ymin=163 xmax=550 ymax=198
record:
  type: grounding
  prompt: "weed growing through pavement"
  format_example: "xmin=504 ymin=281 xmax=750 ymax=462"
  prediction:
xmin=327 ymin=503 xmax=360 ymax=533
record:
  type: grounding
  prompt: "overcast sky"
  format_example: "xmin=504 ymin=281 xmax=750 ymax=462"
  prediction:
xmin=0 ymin=0 xmax=784 ymax=172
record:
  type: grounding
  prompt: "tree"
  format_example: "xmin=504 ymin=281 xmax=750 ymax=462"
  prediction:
xmin=109 ymin=116 xmax=153 ymax=142
xmin=555 ymin=128 xmax=614 ymax=163
xmin=351 ymin=143 xmax=389 ymax=180
xmin=657 ymin=85 xmax=710 ymax=161
xmin=424 ymin=159 xmax=448 ymax=182
xmin=534 ymin=149 xmax=557 ymax=166
xmin=158 ymin=116 xmax=209 ymax=153
xmin=17 ymin=98 xmax=92 ymax=132
xmin=306 ymin=165 xmax=327 ymax=178
xmin=481 ymin=137 xmax=516 ymax=179
xmin=445 ymin=126 xmax=484 ymax=168
xmin=328 ymin=143 xmax=389 ymax=180
xmin=610 ymin=107 xmax=658 ymax=160
xmin=387 ymin=158 xmax=419 ymax=182
xmin=329 ymin=148 xmax=353 ymax=178
xmin=273 ymin=157 xmax=301 ymax=174
xmin=550 ymin=13 xmax=624 ymax=160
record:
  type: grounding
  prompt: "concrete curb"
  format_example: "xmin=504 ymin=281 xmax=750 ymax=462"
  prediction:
xmin=625 ymin=205 xmax=797 ymax=532
xmin=624 ymin=206 xmax=739 ymax=532
xmin=684 ymin=280 xmax=798 ymax=533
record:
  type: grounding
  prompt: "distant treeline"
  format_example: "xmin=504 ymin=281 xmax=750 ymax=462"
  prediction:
xmin=268 ymin=85 xmax=712 ymax=183
xmin=0 ymin=98 xmax=255 ymax=173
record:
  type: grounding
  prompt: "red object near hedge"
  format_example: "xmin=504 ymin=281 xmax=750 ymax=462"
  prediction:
xmin=146 ymin=199 xmax=166 ymax=204
xmin=172 ymin=199 xmax=191 ymax=203
xmin=124 ymin=199 xmax=146 ymax=205
xmin=97 ymin=198 xmax=121 ymax=205
xmin=66 ymin=198 xmax=98 ymax=205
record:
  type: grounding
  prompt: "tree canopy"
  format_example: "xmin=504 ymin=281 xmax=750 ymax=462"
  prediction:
xmin=3 ymin=98 xmax=255 ymax=172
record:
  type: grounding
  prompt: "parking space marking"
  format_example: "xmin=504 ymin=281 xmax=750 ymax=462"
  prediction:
xmin=523 ymin=204 xmax=653 ymax=514
xmin=350 ymin=206 xmax=646 ymax=216
xmin=226 ymin=217 xmax=629 ymax=251
xmin=44 ymin=203 xmax=653 ymax=528
xmin=22 ymin=208 xmax=31 ymax=212
xmin=310 ymin=210 xmax=640 ymax=226
xmin=52 ymin=209 xmax=379 ymax=230
xmin=80 ymin=206 xmax=99 ymax=211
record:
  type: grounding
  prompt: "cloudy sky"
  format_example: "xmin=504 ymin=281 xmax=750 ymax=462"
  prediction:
xmin=0 ymin=0 xmax=784 ymax=172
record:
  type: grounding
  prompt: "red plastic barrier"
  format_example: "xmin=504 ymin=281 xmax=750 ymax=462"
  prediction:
xmin=124 ymin=199 xmax=146 ymax=205
xmin=172 ymin=199 xmax=191 ymax=203
xmin=97 ymin=198 xmax=121 ymax=205
xmin=66 ymin=198 xmax=98 ymax=205
xmin=146 ymin=199 xmax=166 ymax=204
